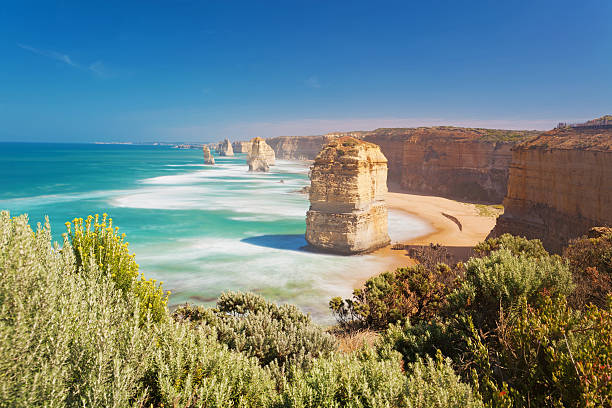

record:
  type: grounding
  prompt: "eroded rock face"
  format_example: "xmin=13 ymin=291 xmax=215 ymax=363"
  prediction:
xmin=232 ymin=141 xmax=252 ymax=154
xmin=266 ymin=135 xmax=336 ymax=160
xmin=218 ymin=139 xmax=234 ymax=156
xmin=490 ymin=126 xmax=612 ymax=252
xmin=202 ymin=146 xmax=215 ymax=164
xmin=247 ymin=137 xmax=276 ymax=172
xmin=305 ymin=137 xmax=390 ymax=254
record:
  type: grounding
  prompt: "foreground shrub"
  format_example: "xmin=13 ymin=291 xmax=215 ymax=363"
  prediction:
xmin=330 ymin=263 xmax=460 ymax=331
xmin=0 ymin=211 xmax=154 ymax=407
xmin=448 ymin=249 xmax=573 ymax=329
xmin=467 ymin=294 xmax=612 ymax=407
xmin=66 ymin=213 xmax=169 ymax=323
xmin=564 ymin=228 xmax=612 ymax=309
xmin=473 ymin=234 xmax=548 ymax=258
xmin=173 ymin=291 xmax=336 ymax=370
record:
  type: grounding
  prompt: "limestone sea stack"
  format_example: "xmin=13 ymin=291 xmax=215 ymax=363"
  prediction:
xmin=232 ymin=141 xmax=252 ymax=154
xmin=202 ymin=145 xmax=215 ymax=164
xmin=218 ymin=138 xmax=234 ymax=156
xmin=305 ymin=137 xmax=390 ymax=254
xmin=247 ymin=137 xmax=276 ymax=172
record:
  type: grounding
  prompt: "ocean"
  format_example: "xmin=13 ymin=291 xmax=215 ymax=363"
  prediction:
xmin=0 ymin=142 xmax=431 ymax=323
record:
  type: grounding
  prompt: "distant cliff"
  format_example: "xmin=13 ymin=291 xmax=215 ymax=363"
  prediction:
xmin=265 ymin=127 xmax=540 ymax=203
xmin=266 ymin=136 xmax=335 ymax=160
xmin=490 ymin=126 xmax=612 ymax=252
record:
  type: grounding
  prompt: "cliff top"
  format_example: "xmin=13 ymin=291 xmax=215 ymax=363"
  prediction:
xmin=315 ymin=136 xmax=387 ymax=164
xmin=362 ymin=127 xmax=542 ymax=143
xmin=517 ymin=127 xmax=612 ymax=151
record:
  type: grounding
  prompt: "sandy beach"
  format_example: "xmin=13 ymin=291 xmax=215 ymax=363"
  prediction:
xmin=370 ymin=191 xmax=502 ymax=272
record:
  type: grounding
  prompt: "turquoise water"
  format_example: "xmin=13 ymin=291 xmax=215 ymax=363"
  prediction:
xmin=0 ymin=143 xmax=430 ymax=322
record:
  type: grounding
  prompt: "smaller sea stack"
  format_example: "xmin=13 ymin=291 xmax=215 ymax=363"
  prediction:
xmin=247 ymin=137 xmax=276 ymax=172
xmin=305 ymin=137 xmax=390 ymax=254
xmin=202 ymin=145 xmax=215 ymax=164
xmin=218 ymin=138 xmax=234 ymax=156
xmin=232 ymin=141 xmax=253 ymax=154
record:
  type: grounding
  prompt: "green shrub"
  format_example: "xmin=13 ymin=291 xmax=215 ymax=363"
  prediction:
xmin=448 ymin=249 xmax=573 ymax=329
xmin=0 ymin=211 xmax=154 ymax=407
xmin=173 ymin=291 xmax=336 ymax=369
xmin=473 ymin=234 xmax=549 ymax=258
xmin=66 ymin=213 xmax=169 ymax=323
xmin=467 ymin=294 xmax=612 ymax=407
xmin=330 ymin=263 xmax=460 ymax=331
xmin=403 ymin=354 xmax=484 ymax=408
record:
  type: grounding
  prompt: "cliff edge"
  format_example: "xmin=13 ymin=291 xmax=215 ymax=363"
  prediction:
xmin=490 ymin=125 xmax=612 ymax=252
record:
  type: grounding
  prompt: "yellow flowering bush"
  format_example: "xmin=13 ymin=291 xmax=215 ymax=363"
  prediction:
xmin=65 ymin=213 xmax=169 ymax=322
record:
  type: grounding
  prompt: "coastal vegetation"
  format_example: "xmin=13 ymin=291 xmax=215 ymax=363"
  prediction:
xmin=1 ymin=212 xmax=610 ymax=407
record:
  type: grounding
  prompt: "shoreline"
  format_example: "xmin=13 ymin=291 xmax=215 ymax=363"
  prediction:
xmin=363 ymin=191 xmax=502 ymax=282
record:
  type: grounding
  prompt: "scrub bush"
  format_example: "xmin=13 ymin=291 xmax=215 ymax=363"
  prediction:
xmin=473 ymin=234 xmax=548 ymax=258
xmin=66 ymin=213 xmax=169 ymax=323
xmin=330 ymin=263 xmax=460 ymax=331
xmin=173 ymin=292 xmax=336 ymax=369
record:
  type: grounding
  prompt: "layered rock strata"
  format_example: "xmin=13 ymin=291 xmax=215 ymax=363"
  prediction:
xmin=247 ymin=137 xmax=276 ymax=172
xmin=490 ymin=126 xmax=612 ymax=252
xmin=232 ymin=141 xmax=252 ymax=154
xmin=202 ymin=145 xmax=215 ymax=164
xmin=218 ymin=139 xmax=234 ymax=156
xmin=305 ymin=137 xmax=390 ymax=254
xmin=266 ymin=135 xmax=335 ymax=160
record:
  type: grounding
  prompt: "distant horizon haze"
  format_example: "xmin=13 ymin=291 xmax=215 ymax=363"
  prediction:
xmin=1 ymin=0 xmax=610 ymax=143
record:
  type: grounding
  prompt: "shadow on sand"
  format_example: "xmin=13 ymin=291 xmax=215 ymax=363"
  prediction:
xmin=241 ymin=234 xmax=310 ymax=253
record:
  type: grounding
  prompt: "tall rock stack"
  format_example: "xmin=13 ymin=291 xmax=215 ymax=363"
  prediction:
xmin=247 ymin=137 xmax=276 ymax=172
xmin=305 ymin=137 xmax=390 ymax=254
xmin=202 ymin=145 xmax=215 ymax=164
xmin=218 ymin=139 xmax=234 ymax=156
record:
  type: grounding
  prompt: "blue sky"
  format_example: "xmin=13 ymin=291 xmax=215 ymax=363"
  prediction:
xmin=1 ymin=0 xmax=610 ymax=143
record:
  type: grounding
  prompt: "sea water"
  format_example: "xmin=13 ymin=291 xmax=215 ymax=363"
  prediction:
xmin=0 ymin=143 xmax=431 ymax=323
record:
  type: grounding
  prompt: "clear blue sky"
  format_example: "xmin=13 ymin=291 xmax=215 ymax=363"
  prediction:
xmin=1 ymin=0 xmax=610 ymax=143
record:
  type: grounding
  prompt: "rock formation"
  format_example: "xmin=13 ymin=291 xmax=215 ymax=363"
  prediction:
xmin=202 ymin=145 xmax=215 ymax=164
xmin=218 ymin=139 xmax=234 ymax=156
xmin=247 ymin=137 xmax=276 ymax=172
xmin=266 ymin=135 xmax=336 ymax=160
xmin=232 ymin=141 xmax=252 ymax=154
xmin=305 ymin=137 xmax=390 ymax=254
xmin=266 ymin=127 xmax=541 ymax=203
xmin=490 ymin=125 xmax=612 ymax=252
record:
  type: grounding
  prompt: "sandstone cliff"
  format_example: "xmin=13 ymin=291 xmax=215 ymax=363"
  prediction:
xmin=490 ymin=126 xmax=612 ymax=252
xmin=202 ymin=145 xmax=215 ymax=165
xmin=218 ymin=139 xmax=234 ymax=156
xmin=232 ymin=141 xmax=252 ymax=154
xmin=247 ymin=137 xmax=276 ymax=172
xmin=305 ymin=137 xmax=390 ymax=254
xmin=266 ymin=135 xmax=335 ymax=160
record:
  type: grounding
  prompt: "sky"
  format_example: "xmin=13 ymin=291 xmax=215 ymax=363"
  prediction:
xmin=0 ymin=0 xmax=611 ymax=143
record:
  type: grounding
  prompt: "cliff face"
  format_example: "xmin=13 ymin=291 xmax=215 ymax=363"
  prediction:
xmin=491 ymin=127 xmax=612 ymax=252
xmin=218 ymin=139 xmax=234 ymax=156
xmin=266 ymin=136 xmax=335 ymax=160
xmin=232 ymin=141 xmax=252 ymax=154
xmin=305 ymin=137 xmax=390 ymax=254
xmin=202 ymin=146 xmax=215 ymax=165
xmin=360 ymin=127 xmax=540 ymax=203
xmin=247 ymin=137 xmax=276 ymax=172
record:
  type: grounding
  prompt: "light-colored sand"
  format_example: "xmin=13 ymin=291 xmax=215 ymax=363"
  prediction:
xmin=369 ymin=192 xmax=502 ymax=271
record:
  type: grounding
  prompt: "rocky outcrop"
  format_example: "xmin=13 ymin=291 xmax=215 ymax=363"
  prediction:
xmin=232 ymin=141 xmax=252 ymax=154
xmin=266 ymin=135 xmax=335 ymax=160
xmin=202 ymin=146 xmax=215 ymax=164
xmin=305 ymin=137 xmax=390 ymax=254
xmin=247 ymin=137 xmax=276 ymax=172
xmin=360 ymin=127 xmax=541 ymax=203
xmin=218 ymin=139 xmax=234 ymax=156
xmin=490 ymin=126 xmax=612 ymax=252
